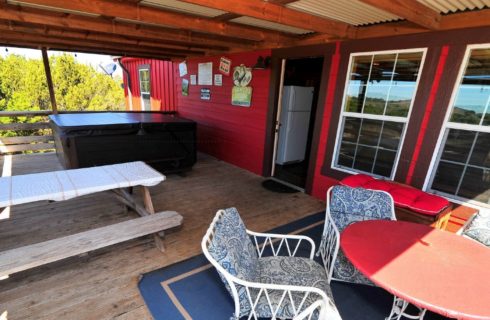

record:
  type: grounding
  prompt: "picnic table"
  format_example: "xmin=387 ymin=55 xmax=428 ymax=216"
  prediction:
xmin=0 ymin=161 xmax=183 ymax=278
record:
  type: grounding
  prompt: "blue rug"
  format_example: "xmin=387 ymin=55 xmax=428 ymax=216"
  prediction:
xmin=138 ymin=212 xmax=448 ymax=320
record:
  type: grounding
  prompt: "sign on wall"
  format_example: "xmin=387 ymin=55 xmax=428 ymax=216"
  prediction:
xmin=214 ymin=74 xmax=222 ymax=86
xmin=190 ymin=74 xmax=197 ymax=85
xmin=198 ymin=62 xmax=213 ymax=85
xmin=231 ymin=86 xmax=252 ymax=107
xmin=200 ymin=88 xmax=211 ymax=100
xmin=219 ymin=57 xmax=231 ymax=75
xmin=178 ymin=61 xmax=187 ymax=77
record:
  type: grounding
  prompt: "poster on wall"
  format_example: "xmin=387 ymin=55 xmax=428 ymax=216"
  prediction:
xmin=231 ymin=86 xmax=252 ymax=107
xmin=190 ymin=74 xmax=197 ymax=85
xmin=179 ymin=61 xmax=187 ymax=77
xmin=219 ymin=57 xmax=231 ymax=75
xmin=181 ymin=79 xmax=189 ymax=96
xmin=214 ymin=74 xmax=222 ymax=86
xmin=200 ymin=88 xmax=211 ymax=100
xmin=198 ymin=62 xmax=213 ymax=85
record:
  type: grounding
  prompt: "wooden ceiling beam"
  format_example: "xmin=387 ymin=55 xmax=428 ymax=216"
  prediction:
xmin=0 ymin=21 xmax=216 ymax=55
xmin=213 ymin=12 xmax=241 ymax=21
xmin=14 ymin=0 xmax=297 ymax=43
xmin=0 ymin=40 xmax=177 ymax=60
xmin=356 ymin=9 xmax=490 ymax=39
xmin=0 ymin=30 xmax=189 ymax=58
xmin=176 ymin=0 xmax=353 ymax=37
xmin=0 ymin=4 xmax=249 ymax=51
xmin=357 ymin=0 xmax=441 ymax=30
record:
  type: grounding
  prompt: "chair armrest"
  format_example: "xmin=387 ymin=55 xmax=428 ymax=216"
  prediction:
xmin=246 ymin=230 xmax=316 ymax=259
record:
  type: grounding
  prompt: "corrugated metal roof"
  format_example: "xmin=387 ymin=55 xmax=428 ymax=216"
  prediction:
xmin=7 ymin=0 xmax=100 ymax=17
xmin=230 ymin=16 xmax=313 ymax=35
xmin=417 ymin=0 xmax=490 ymax=13
xmin=286 ymin=0 xmax=400 ymax=26
xmin=141 ymin=0 xmax=226 ymax=17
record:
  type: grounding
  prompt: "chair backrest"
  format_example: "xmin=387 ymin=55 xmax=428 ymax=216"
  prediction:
xmin=458 ymin=211 xmax=490 ymax=247
xmin=328 ymin=185 xmax=395 ymax=232
xmin=202 ymin=207 xmax=259 ymax=283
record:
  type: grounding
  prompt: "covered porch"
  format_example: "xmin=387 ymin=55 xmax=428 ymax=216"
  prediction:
xmin=0 ymin=0 xmax=489 ymax=319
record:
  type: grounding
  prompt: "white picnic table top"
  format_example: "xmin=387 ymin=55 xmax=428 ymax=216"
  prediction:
xmin=0 ymin=161 xmax=165 ymax=207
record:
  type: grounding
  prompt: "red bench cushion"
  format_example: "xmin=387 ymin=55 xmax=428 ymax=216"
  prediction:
xmin=340 ymin=174 xmax=450 ymax=216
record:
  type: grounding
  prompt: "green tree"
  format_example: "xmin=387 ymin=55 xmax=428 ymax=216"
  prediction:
xmin=0 ymin=52 xmax=125 ymax=137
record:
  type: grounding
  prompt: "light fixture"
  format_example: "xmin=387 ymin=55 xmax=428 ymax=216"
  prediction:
xmin=253 ymin=56 xmax=271 ymax=69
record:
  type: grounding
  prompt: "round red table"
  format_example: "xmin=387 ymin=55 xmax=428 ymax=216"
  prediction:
xmin=340 ymin=220 xmax=490 ymax=320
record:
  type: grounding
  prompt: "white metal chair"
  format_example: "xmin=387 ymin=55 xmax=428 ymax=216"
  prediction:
xmin=457 ymin=210 xmax=490 ymax=247
xmin=317 ymin=185 xmax=426 ymax=320
xmin=202 ymin=207 xmax=342 ymax=320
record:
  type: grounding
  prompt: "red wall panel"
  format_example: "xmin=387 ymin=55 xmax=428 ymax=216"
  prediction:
xmin=121 ymin=57 xmax=176 ymax=111
xmin=175 ymin=50 xmax=272 ymax=175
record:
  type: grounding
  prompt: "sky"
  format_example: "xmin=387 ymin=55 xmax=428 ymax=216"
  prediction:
xmin=0 ymin=46 xmax=123 ymax=77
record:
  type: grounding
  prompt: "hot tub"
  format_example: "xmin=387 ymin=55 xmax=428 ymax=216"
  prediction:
xmin=49 ymin=112 xmax=197 ymax=173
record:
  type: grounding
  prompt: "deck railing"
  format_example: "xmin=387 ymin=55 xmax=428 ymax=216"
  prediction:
xmin=0 ymin=111 xmax=55 ymax=155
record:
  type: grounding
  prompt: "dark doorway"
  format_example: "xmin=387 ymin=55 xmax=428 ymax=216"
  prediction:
xmin=273 ymin=57 xmax=324 ymax=189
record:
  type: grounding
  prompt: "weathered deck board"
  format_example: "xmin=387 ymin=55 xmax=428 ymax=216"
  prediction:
xmin=0 ymin=152 xmax=325 ymax=320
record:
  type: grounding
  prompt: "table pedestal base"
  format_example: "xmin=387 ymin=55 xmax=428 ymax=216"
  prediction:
xmin=387 ymin=296 xmax=427 ymax=320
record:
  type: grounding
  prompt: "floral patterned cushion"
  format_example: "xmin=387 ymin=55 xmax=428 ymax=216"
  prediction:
xmin=462 ymin=211 xmax=490 ymax=247
xmin=254 ymin=256 xmax=337 ymax=319
xmin=330 ymin=185 xmax=394 ymax=284
xmin=207 ymin=207 xmax=259 ymax=287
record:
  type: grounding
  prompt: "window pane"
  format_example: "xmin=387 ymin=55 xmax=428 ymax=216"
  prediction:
xmin=353 ymin=146 xmax=376 ymax=172
xmin=345 ymin=83 xmax=365 ymax=113
xmin=342 ymin=117 xmax=361 ymax=143
xmin=468 ymin=132 xmax=490 ymax=168
xmin=484 ymin=111 xmax=490 ymax=126
xmin=379 ymin=122 xmax=403 ymax=150
xmin=458 ymin=167 xmax=490 ymax=203
xmin=358 ymin=119 xmax=382 ymax=146
xmin=450 ymin=85 xmax=489 ymax=124
xmin=393 ymin=52 xmax=423 ymax=82
xmin=373 ymin=150 xmax=397 ymax=177
xmin=431 ymin=161 xmax=465 ymax=195
xmin=462 ymin=48 xmax=490 ymax=87
xmin=338 ymin=142 xmax=356 ymax=168
xmin=140 ymin=69 xmax=149 ymax=81
xmin=385 ymin=85 xmax=415 ymax=117
xmin=440 ymin=129 xmax=475 ymax=163
xmin=364 ymin=85 xmax=389 ymax=115
xmin=369 ymin=54 xmax=396 ymax=83
xmin=350 ymin=55 xmax=372 ymax=81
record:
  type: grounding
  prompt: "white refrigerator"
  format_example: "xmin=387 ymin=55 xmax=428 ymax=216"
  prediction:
xmin=276 ymin=86 xmax=314 ymax=165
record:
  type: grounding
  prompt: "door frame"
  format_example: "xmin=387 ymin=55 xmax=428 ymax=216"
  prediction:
xmin=263 ymin=44 xmax=336 ymax=194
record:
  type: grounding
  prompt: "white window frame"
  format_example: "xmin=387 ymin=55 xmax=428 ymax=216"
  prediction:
xmin=138 ymin=67 xmax=151 ymax=111
xmin=331 ymin=48 xmax=428 ymax=180
xmin=424 ymin=43 xmax=490 ymax=209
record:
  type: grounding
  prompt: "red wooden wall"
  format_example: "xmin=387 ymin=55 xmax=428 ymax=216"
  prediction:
xmin=121 ymin=57 xmax=176 ymax=112
xmin=174 ymin=50 xmax=272 ymax=175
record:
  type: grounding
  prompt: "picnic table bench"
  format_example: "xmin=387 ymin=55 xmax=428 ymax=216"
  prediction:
xmin=0 ymin=161 xmax=183 ymax=278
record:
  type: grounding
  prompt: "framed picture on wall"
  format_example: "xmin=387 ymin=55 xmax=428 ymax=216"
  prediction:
xmin=182 ymin=79 xmax=189 ymax=96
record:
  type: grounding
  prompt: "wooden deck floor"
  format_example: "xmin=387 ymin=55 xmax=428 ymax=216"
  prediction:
xmin=0 ymin=153 xmax=325 ymax=320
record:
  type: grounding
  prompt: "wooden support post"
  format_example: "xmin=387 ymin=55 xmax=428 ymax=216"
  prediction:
xmin=41 ymin=47 xmax=57 ymax=114
xmin=142 ymin=186 xmax=166 ymax=252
